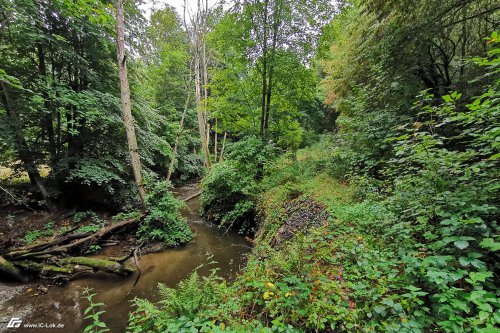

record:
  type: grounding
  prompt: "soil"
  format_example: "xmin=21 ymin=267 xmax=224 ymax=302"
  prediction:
xmin=271 ymin=197 xmax=330 ymax=247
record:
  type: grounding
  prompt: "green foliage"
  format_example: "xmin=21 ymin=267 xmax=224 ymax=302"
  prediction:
xmin=208 ymin=0 xmax=333 ymax=149
xmin=23 ymin=221 xmax=55 ymax=244
xmin=82 ymin=288 xmax=109 ymax=333
xmin=127 ymin=268 xmax=229 ymax=333
xmin=0 ymin=0 xmax=200 ymax=210
xmin=138 ymin=180 xmax=192 ymax=246
xmin=73 ymin=211 xmax=105 ymax=233
xmin=376 ymin=73 xmax=500 ymax=331
xmin=201 ymin=161 xmax=256 ymax=229
xmin=112 ymin=211 xmax=142 ymax=222
xmin=126 ymin=36 xmax=499 ymax=332
xmin=23 ymin=230 xmax=47 ymax=244
xmin=201 ymin=137 xmax=278 ymax=230
xmin=85 ymin=244 xmax=102 ymax=254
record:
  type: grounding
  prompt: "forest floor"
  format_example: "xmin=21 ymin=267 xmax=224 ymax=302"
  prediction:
xmin=0 ymin=208 xmax=136 ymax=257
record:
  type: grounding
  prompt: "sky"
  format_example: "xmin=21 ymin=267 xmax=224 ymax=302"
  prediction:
xmin=139 ymin=0 xmax=221 ymax=20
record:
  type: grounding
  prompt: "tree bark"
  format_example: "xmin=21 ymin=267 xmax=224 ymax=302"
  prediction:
xmin=264 ymin=2 xmax=280 ymax=135
xmin=116 ymin=0 xmax=146 ymax=207
xmin=0 ymin=256 xmax=28 ymax=282
xmin=213 ymin=117 xmax=218 ymax=162
xmin=260 ymin=0 xmax=269 ymax=139
xmin=167 ymin=93 xmax=190 ymax=181
xmin=219 ymin=132 xmax=227 ymax=162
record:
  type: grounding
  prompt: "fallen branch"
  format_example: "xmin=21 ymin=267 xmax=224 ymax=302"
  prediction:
xmin=57 ymin=215 xmax=144 ymax=253
xmin=183 ymin=191 xmax=201 ymax=202
xmin=5 ymin=232 xmax=92 ymax=259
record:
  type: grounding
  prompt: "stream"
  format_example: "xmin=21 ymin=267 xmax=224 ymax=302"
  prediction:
xmin=0 ymin=185 xmax=251 ymax=332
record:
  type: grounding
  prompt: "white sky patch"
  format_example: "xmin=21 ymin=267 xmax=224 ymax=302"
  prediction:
xmin=139 ymin=0 xmax=223 ymax=21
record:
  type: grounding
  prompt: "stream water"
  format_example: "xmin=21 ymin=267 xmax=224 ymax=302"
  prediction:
xmin=0 ymin=185 xmax=251 ymax=332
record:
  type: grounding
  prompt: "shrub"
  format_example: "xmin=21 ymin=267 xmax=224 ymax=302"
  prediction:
xmin=201 ymin=136 xmax=279 ymax=232
xmin=138 ymin=180 xmax=192 ymax=246
xmin=201 ymin=161 xmax=256 ymax=231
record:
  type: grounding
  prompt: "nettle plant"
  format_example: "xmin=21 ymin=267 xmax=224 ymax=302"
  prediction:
xmin=382 ymin=38 xmax=499 ymax=332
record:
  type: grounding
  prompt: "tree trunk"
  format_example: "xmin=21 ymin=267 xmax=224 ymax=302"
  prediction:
xmin=194 ymin=20 xmax=211 ymax=168
xmin=167 ymin=93 xmax=190 ymax=181
xmin=0 ymin=256 xmax=28 ymax=282
xmin=116 ymin=0 xmax=146 ymax=207
xmin=260 ymin=0 xmax=269 ymax=140
xmin=219 ymin=132 xmax=227 ymax=162
xmin=59 ymin=257 xmax=134 ymax=276
xmin=213 ymin=117 xmax=218 ymax=162
xmin=264 ymin=4 xmax=280 ymax=135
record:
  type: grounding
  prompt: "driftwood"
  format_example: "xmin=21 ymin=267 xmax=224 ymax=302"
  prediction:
xmin=183 ymin=191 xmax=201 ymax=202
xmin=0 ymin=215 xmax=145 ymax=282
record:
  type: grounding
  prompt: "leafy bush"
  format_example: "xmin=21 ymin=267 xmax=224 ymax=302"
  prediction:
xmin=376 ymin=85 xmax=500 ymax=331
xmin=201 ymin=161 xmax=257 ymax=230
xmin=137 ymin=180 xmax=192 ymax=246
xmin=201 ymin=136 xmax=278 ymax=231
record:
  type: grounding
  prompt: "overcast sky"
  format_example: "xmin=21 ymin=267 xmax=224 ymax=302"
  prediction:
xmin=139 ymin=0 xmax=222 ymax=20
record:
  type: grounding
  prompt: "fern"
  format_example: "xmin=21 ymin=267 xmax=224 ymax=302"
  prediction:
xmin=158 ymin=272 xmax=206 ymax=319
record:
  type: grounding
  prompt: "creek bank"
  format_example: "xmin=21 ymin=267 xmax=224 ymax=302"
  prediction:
xmin=0 ymin=183 xmax=204 ymax=283
xmin=0 ymin=185 xmax=251 ymax=332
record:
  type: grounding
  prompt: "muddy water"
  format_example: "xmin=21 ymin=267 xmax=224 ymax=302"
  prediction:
xmin=0 ymin=188 xmax=251 ymax=332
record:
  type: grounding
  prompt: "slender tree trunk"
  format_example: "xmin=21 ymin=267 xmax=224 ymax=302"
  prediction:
xmin=38 ymin=44 xmax=57 ymax=161
xmin=195 ymin=46 xmax=210 ymax=167
xmin=167 ymin=93 xmax=190 ymax=181
xmin=213 ymin=117 xmax=218 ymax=162
xmin=1 ymin=81 xmax=57 ymax=214
xmin=219 ymin=132 xmax=227 ymax=162
xmin=264 ymin=5 xmax=280 ymax=134
xmin=116 ymin=0 xmax=146 ymax=206
xmin=193 ymin=5 xmax=211 ymax=168
xmin=264 ymin=37 xmax=278 ymax=133
xmin=260 ymin=0 xmax=269 ymax=139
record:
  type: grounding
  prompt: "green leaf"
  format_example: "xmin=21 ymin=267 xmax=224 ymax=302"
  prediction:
xmin=468 ymin=271 xmax=493 ymax=284
xmin=479 ymin=238 xmax=500 ymax=251
xmin=454 ymin=240 xmax=469 ymax=250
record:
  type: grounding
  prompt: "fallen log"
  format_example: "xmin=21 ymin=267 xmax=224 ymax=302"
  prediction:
xmin=10 ymin=256 xmax=134 ymax=278
xmin=183 ymin=191 xmax=201 ymax=202
xmin=3 ymin=215 xmax=144 ymax=260
xmin=57 ymin=215 xmax=144 ymax=253
xmin=0 ymin=215 xmax=144 ymax=282
xmin=5 ymin=232 xmax=92 ymax=259
xmin=59 ymin=257 xmax=134 ymax=276
xmin=0 ymin=256 xmax=28 ymax=282
xmin=14 ymin=260 xmax=74 ymax=275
